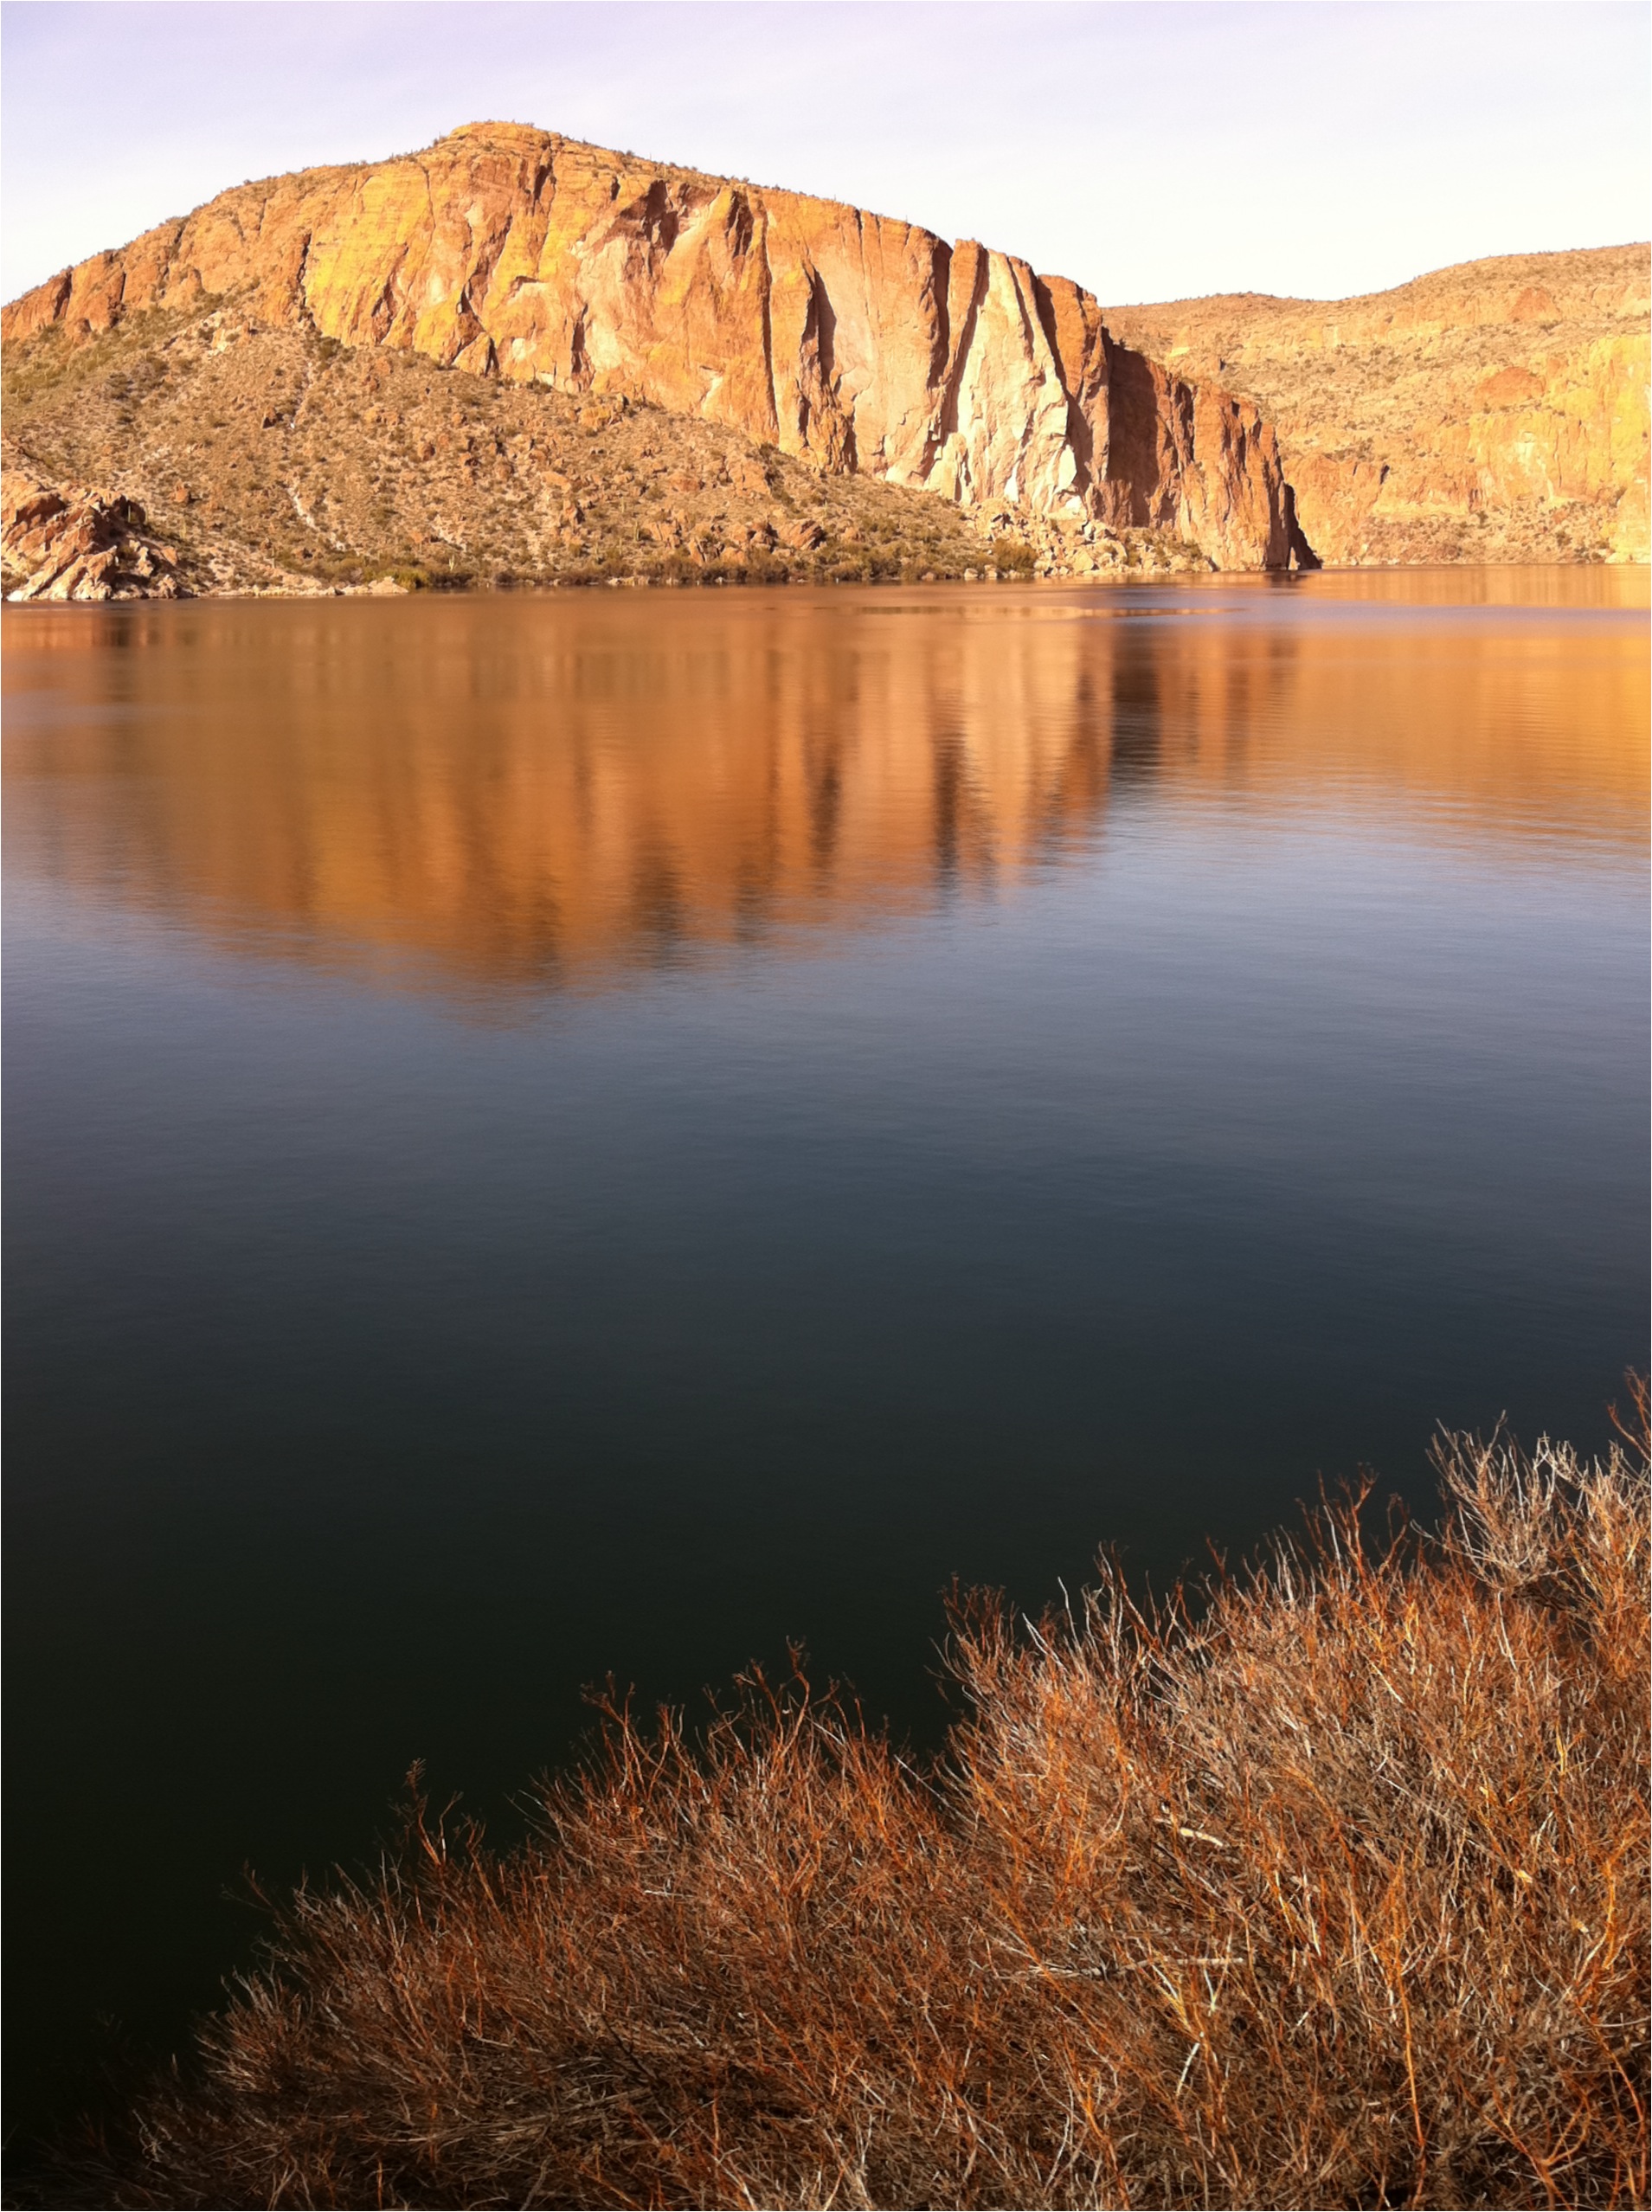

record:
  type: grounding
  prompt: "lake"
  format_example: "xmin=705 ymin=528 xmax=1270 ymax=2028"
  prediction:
xmin=4 ymin=570 xmax=1647 ymax=2143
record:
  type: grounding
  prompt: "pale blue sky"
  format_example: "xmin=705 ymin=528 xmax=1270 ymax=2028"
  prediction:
xmin=3 ymin=1 xmax=1647 ymax=309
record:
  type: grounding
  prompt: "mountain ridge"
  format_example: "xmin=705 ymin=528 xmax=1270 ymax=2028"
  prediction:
xmin=1104 ymin=243 xmax=1649 ymax=564
xmin=1 ymin=119 xmax=1310 ymax=576
xmin=3 ymin=128 xmax=1644 ymax=598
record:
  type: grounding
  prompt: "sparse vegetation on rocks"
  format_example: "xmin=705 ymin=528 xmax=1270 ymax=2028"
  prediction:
xmin=1 ymin=121 xmax=1308 ymax=575
xmin=1105 ymin=245 xmax=1650 ymax=566
xmin=49 ymin=1390 xmax=1649 ymax=2209
xmin=1 ymin=302 xmax=1204 ymax=601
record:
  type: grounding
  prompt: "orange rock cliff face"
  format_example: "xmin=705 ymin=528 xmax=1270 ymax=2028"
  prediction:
xmin=1 ymin=122 xmax=1312 ymax=571
xmin=1105 ymin=248 xmax=1649 ymax=566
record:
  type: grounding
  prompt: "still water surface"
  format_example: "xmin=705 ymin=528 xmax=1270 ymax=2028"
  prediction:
xmin=4 ymin=572 xmax=1648 ymax=2134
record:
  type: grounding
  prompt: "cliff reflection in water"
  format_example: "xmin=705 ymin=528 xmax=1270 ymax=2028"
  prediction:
xmin=4 ymin=579 xmax=1646 ymax=998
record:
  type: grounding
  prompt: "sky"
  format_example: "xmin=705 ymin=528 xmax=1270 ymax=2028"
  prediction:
xmin=3 ymin=1 xmax=1648 ymax=309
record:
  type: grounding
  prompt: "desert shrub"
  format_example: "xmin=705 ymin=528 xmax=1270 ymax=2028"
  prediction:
xmin=55 ymin=1391 xmax=1649 ymax=2209
xmin=993 ymin=537 xmax=1037 ymax=575
xmin=2 ymin=299 xmax=221 ymax=415
xmin=646 ymin=553 xmax=699 ymax=588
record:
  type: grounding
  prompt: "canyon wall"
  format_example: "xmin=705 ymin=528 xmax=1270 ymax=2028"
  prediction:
xmin=2 ymin=122 xmax=1308 ymax=571
xmin=1106 ymin=248 xmax=1649 ymax=565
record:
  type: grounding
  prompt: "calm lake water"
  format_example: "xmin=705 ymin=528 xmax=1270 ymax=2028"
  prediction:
xmin=4 ymin=571 xmax=1648 ymax=2139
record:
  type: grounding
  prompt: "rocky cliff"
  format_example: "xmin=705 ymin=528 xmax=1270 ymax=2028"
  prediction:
xmin=1105 ymin=248 xmax=1649 ymax=565
xmin=2 ymin=306 xmax=1217 ymax=601
xmin=2 ymin=121 xmax=1309 ymax=572
xmin=1 ymin=451 xmax=188 ymax=601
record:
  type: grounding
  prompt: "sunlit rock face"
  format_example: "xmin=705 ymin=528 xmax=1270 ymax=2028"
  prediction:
xmin=1 ymin=123 xmax=1307 ymax=571
xmin=1 ymin=448 xmax=186 ymax=601
xmin=1105 ymin=246 xmax=1650 ymax=566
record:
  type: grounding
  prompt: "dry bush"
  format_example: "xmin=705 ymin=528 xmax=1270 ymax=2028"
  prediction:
xmin=68 ymin=1393 xmax=1649 ymax=2208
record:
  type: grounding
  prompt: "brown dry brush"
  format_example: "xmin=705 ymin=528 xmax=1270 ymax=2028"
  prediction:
xmin=73 ymin=1395 xmax=1649 ymax=2209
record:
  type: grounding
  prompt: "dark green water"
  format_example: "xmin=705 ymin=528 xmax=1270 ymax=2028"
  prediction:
xmin=4 ymin=572 xmax=1647 ymax=2144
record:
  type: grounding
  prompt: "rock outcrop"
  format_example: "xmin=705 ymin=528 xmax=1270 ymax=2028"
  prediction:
xmin=2 ymin=122 xmax=1311 ymax=571
xmin=1105 ymin=248 xmax=1649 ymax=565
xmin=1 ymin=444 xmax=186 ymax=600
xmin=10 ymin=310 xmax=1202 ymax=600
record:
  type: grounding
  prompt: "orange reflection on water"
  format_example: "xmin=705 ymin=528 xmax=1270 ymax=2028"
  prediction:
xmin=4 ymin=573 xmax=1646 ymax=997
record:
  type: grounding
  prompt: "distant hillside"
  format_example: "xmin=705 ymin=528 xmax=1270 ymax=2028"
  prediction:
xmin=1105 ymin=247 xmax=1649 ymax=565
